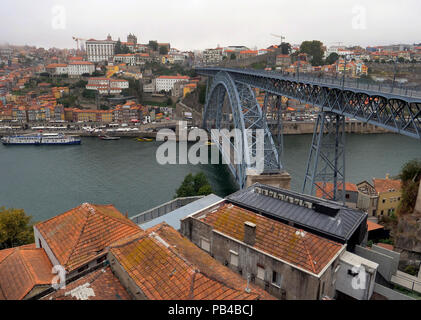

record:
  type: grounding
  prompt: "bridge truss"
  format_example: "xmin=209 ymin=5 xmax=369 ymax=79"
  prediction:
xmin=197 ymin=67 xmax=421 ymax=201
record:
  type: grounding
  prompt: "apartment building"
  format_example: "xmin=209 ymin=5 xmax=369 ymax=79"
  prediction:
xmin=67 ymin=61 xmax=95 ymax=76
xmin=155 ymin=75 xmax=190 ymax=92
xmin=113 ymin=54 xmax=136 ymax=66
xmin=86 ymin=35 xmax=116 ymax=63
xmin=181 ymin=200 xmax=346 ymax=300
xmin=373 ymin=175 xmax=402 ymax=217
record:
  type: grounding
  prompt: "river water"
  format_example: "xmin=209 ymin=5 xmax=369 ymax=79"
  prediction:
xmin=0 ymin=134 xmax=420 ymax=222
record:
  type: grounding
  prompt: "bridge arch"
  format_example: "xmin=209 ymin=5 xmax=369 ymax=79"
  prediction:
xmin=203 ymin=71 xmax=281 ymax=189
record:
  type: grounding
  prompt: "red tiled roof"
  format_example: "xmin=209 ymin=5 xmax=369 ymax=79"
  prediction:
xmin=35 ymin=203 xmax=141 ymax=273
xmin=0 ymin=245 xmax=53 ymax=300
xmin=42 ymin=266 xmax=131 ymax=300
xmin=376 ymin=243 xmax=394 ymax=251
xmin=367 ymin=221 xmax=384 ymax=232
xmin=200 ymin=204 xmax=344 ymax=275
xmin=110 ymin=223 xmax=274 ymax=300
xmin=315 ymin=182 xmax=358 ymax=198
xmin=157 ymin=75 xmax=189 ymax=80
xmin=373 ymin=178 xmax=401 ymax=194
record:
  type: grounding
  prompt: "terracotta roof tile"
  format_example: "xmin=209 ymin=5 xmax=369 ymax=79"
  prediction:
xmin=373 ymin=178 xmax=402 ymax=194
xmin=367 ymin=221 xmax=384 ymax=232
xmin=0 ymin=245 xmax=53 ymax=300
xmin=200 ymin=204 xmax=343 ymax=275
xmin=110 ymin=223 xmax=274 ymax=300
xmin=35 ymin=203 xmax=141 ymax=273
xmin=42 ymin=266 xmax=131 ymax=300
xmin=315 ymin=182 xmax=358 ymax=198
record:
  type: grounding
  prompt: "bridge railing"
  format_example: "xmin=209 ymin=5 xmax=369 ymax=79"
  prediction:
xmin=196 ymin=67 xmax=421 ymax=99
xmin=263 ymin=70 xmax=421 ymax=99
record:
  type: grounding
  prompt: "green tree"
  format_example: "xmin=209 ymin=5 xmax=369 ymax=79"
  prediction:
xmin=230 ymin=53 xmax=236 ymax=60
xmin=397 ymin=159 xmax=421 ymax=215
xmin=159 ymin=46 xmax=169 ymax=55
xmin=115 ymin=39 xmax=122 ymax=54
xmin=198 ymin=84 xmax=206 ymax=104
xmin=397 ymin=57 xmax=405 ymax=63
xmin=325 ymin=52 xmax=339 ymax=65
xmin=82 ymin=89 xmax=96 ymax=99
xmin=149 ymin=41 xmax=158 ymax=51
xmin=166 ymin=97 xmax=173 ymax=106
xmin=299 ymin=40 xmax=325 ymax=66
xmin=175 ymin=172 xmax=213 ymax=198
xmin=0 ymin=207 xmax=34 ymax=249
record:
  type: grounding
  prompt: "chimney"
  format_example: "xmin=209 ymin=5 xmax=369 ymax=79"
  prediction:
xmin=244 ymin=221 xmax=256 ymax=246
xmin=386 ymin=173 xmax=390 ymax=180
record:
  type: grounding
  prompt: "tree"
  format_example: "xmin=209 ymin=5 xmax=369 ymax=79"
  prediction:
xmin=325 ymin=53 xmax=339 ymax=65
xmin=148 ymin=41 xmax=158 ymax=51
xmin=0 ymin=207 xmax=34 ymax=249
xmin=397 ymin=159 xmax=421 ymax=216
xmin=82 ymin=89 xmax=96 ymax=99
xmin=175 ymin=172 xmax=213 ymax=198
xmin=230 ymin=53 xmax=236 ymax=60
xmin=115 ymin=39 xmax=122 ymax=54
xmin=198 ymin=84 xmax=206 ymax=104
xmin=159 ymin=46 xmax=169 ymax=55
xmin=299 ymin=40 xmax=325 ymax=66
xmin=398 ymin=57 xmax=405 ymax=63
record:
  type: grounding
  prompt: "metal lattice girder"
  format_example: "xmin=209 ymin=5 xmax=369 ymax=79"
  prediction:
xmin=196 ymin=67 xmax=421 ymax=140
xmin=203 ymin=71 xmax=281 ymax=189
xmin=303 ymin=112 xmax=346 ymax=204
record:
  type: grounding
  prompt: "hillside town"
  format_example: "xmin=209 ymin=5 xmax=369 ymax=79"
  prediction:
xmin=1 ymin=1 xmax=421 ymax=307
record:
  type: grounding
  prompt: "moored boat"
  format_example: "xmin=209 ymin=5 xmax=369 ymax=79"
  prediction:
xmin=99 ymin=135 xmax=121 ymax=140
xmin=1 ymin=133 xmax=81 ymax=145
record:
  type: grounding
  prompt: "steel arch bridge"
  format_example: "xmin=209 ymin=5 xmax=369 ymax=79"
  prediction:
xmin=196 ymin=67 xmax=421 ymax=202
xmin=203 ymin=71 xmax=280 ymax=189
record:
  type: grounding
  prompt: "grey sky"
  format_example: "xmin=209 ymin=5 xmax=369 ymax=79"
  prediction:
xmin=1 ymin=0 xmax=420 ymax=50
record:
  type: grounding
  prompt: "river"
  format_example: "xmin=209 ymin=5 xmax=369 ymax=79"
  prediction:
xmin=0 ymin=133 xmax=420 ymax=222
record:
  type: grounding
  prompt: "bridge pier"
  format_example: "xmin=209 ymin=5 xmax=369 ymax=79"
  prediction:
xmin=246 ymin=169 xmax=291 ymax=190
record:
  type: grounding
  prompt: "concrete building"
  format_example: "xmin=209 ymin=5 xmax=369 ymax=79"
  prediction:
xmin=67 ymin=61 xmax=95 ymax=77
xmin=108 ymin=223 xmax=274 ymax=300
xmin=357 ymin=181 xmax=379 ymax=217
xmin=113 ymin=54 xmax=136 ymax=66
xmin=315 ymin=182 xmax=359 ymax=209
xmin=86 ymin=35 xmax=116 ymax=63
xmin=155 ymin=75 xmax=190 ymax=92
xmin=373 ymin=175 xmax=402 ymax=218
xmin=180 ymin=199 xmax=346 ymax=300
xmin=86 ymin=77 xmax=129 ymax=95
xmin=203 ymin=48 xmax=223 ymax=65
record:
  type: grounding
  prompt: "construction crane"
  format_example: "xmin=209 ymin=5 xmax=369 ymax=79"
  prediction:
xmin=72 ymin=37 xmax=87 ymax=51
xmin=270 ymin=33 xmax=285 ymax=44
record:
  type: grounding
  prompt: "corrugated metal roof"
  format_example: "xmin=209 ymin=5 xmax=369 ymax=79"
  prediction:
xmin=140 ymin=194 xmax=223 ymax=230
xmin=226 ymin=184 xmax=367 ymax=243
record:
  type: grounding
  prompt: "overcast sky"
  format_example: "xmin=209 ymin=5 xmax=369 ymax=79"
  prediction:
xmin=1 ymin=0 xmax=420 ymax=50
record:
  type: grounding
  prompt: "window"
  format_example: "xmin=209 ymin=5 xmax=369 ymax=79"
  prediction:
xmin=382 ymin=199 xmax=386 ymax=203
xmin=381 ymin=210 xmax=384 ymax=215
xmin=272 ymin=271 xmax=282 ymax=287
xmin=200 ymin=238 xmax=210 ymax=252
xmin=345 ymin=194 xmax=350 ymax=199
xmin=257 ymin=266 xmax=265 ymax=280
xmin=230 ymin=251 xmax=239 ymax=267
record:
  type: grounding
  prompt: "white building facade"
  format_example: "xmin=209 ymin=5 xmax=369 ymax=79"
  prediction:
xmin=86 ymin=39 xmax=116 ymax=63
xmin=155 ymin=76 xmax=190 ymax=92
xmin=67 ymin=61 xmax=95 ymax=76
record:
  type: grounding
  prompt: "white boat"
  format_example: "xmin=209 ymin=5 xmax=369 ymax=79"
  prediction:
xmin=1 ymin=133 xmax=81 ymax=145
